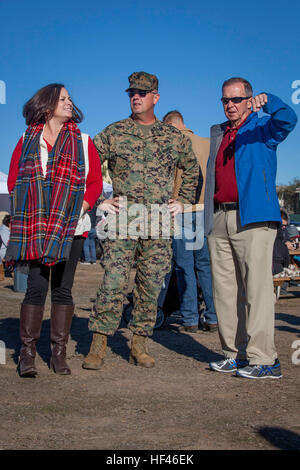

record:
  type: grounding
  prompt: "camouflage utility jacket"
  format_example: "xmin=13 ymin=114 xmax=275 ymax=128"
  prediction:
xmin=93 ymin=117 xmax=202 ymax=207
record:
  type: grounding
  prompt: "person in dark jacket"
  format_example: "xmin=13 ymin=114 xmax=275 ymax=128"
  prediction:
xmin=272 ymin=227 xmax=290 ymax=275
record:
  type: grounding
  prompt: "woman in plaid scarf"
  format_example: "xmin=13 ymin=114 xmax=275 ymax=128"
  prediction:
xmin=7 ymin=83 xmax=102 ymax=377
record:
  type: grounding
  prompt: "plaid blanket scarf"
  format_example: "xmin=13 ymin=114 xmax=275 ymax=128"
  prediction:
xmin=6 ymin=121 xmax=85 ymax=266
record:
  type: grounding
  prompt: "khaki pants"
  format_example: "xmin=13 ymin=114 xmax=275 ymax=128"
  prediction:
xmin=208 ymin=209 xmax=277 ymax=365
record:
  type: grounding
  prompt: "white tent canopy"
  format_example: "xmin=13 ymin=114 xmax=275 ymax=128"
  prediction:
xmin=0 ymin=172 xmax=8 ymax=194
xmin=0 ymin=172 xmax=10 ymax=213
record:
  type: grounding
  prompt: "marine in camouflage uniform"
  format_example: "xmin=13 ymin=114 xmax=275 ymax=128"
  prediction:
xmin=84 ymin=72 xmax=201 ymax=368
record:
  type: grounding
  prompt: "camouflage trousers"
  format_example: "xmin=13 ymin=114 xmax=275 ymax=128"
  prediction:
xmin=88 ymin=238 xmax=172 ymax=336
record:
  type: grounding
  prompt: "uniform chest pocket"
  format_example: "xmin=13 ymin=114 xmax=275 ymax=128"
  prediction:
xmin=109 ymin=147 xmax=131 ymax=175
xmin=156 ymin=146 xmax=177 ymax=177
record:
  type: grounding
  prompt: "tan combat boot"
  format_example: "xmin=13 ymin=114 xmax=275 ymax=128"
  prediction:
xmin=82 ymin=333 xmax=107 ymax=369
xmin=0 ymin=262 xmax=5 ymax=281
xmin=129 ymin=334 xmax=155 ymax=368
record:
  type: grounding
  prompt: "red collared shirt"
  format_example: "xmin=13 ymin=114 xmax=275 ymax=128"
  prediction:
xmin=214 ymin=115 xmax=250 ymax=204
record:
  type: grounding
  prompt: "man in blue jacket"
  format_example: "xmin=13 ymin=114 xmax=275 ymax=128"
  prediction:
xmin=205 ymin=77 xmax=297 ymax=379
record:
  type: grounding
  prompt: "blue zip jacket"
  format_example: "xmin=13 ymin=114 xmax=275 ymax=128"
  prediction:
xmin=204 ymin=93 xmax=297 ymax=236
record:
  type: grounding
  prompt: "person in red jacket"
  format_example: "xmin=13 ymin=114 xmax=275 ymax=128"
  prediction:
xmin=6 ymin=83 xmax=102 ymax=378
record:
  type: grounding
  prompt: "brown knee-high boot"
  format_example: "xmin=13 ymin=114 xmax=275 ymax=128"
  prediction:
xmin=50 ymin=304 xmax=74 ymax=375
xmin=19 ymin=304 xmax=44 ymax=377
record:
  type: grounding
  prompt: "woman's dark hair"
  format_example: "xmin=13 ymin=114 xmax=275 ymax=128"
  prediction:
xmin=2 ymin=214 xmax=11 ymax=227
xmin=22 ymin=83 xmax=84 ymax=125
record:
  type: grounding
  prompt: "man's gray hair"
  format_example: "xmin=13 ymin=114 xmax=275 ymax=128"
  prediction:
xmin=222 ymin=77 xmax=253 ymax=97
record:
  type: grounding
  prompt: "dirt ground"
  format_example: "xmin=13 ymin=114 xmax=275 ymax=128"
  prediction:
xmin=0 ymin=262 xmax=299 ymax=451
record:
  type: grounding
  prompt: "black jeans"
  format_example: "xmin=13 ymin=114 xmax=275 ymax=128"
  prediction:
xmin=23 ymin=237 xmax=85 ymax=306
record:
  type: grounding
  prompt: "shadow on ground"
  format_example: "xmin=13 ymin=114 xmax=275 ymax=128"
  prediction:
xmin=0 ymin=311 xmax=220 ymax=369
xmin=275 ymin=312 xmax=300 ymax=335
xmin=259 ymin=427 xmax=300 ymax=450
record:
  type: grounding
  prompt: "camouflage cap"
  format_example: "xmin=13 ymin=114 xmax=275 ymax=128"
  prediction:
xmin=126 ymin=72 xmax=159 ymax=92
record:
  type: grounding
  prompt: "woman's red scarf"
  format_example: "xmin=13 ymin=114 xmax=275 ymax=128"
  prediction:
xmin=6 ymin=121 xmax=85 ymax=266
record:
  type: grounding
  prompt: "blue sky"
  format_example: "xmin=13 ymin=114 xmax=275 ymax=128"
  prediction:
xmin=0 ymin=0 xmax=299 ymax=185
